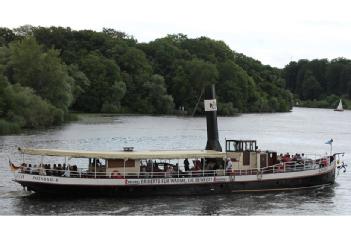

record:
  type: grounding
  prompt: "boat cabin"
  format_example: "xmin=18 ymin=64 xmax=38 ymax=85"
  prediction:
xmin=225 ymin=140 xmax=277 ymax=171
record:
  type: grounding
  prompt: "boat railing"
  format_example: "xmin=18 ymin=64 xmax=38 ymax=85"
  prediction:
xmin=16 ymin=155 xmax=335 ymax=179
xmin=260 ymin=154 xmax=334 ymax=175
xmin=16 ymin=167 xmax=224 ymax=179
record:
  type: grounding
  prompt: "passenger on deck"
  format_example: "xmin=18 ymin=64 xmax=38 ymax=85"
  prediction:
xmin=32 ymin=165 xmax=39 ymax=175
xmin=205 ymin=162 xmax=214 ymax=170
xmin=25 ymin=164 xmax=32 ymax=174
xmin=205 ymin=161 xmax=216 ymax=176
xmin=39 ymin=164 xmax=46 ymax=176
xmin=146 ymin=160 xmax=152 ymax=172
xmin=184 ymin=158 xmax=190 ymax=171
xmin=226 ymin=158 xmax=233 ymax=174
xmin=20 ymin=163 xmax=26 ymax=173
xmin=282 ymin=153 xmax=291 ymax=162
xmin=71 ymin=165 xmax=78 ymax=177
xmin=153 ymin=162 xmax=161 ymax=172
xmin=45 ymin=164 xmax=52 ymax=176
xmin=292 ymin=154 xmax=298 ymax=161
xmin=295 ymin=154 xmax=302 ymax=161
xmin=57 ymin=164 xmax=63 ymax=176
xmin=63 ymin=165 xmax=70 ymax=177
xmin=216 ymin=164 xmax=224 ymax=176
xmin=193 ymin=160 xmax=201 ymax=171
xmin=53 ymin=164 xmax=57 ymax=176
xmin=174 ymin=163 xmax=179 ymax=172
xmin=140 ymin=166 xmax=147 ymax=177
xmin=96 ymin=159 xmax=102 ymax=167
xmin=165 ymin=166 xmax=173 ymax=177
xmin=320 ymin=158 xmax=328 ymax=168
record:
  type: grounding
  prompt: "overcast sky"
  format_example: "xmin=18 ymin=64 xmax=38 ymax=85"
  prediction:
xmin=1 ymin=0 xmax=351 ymax=68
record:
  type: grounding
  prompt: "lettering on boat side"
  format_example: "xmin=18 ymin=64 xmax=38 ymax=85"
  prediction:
xmin=126 ymin=177 xmax=214 ymax=185
xmin=15 ymin=174 xmax=24 ymax=180
xmin=32 ymin=176 xmax=59 ymax=183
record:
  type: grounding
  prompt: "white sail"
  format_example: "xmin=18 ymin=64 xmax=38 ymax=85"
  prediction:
xmin=335 ymin=99 xmax=344 ymax=111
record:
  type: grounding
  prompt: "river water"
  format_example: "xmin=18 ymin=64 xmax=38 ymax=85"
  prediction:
xmin=0 ymin=107 xmax=350 ymax=215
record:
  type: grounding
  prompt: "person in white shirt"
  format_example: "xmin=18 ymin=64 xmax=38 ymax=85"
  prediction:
xmin=63 ymin=165 xmax=71 ymax=177
xmin=226 ymin=158 xmax=233 ymax=174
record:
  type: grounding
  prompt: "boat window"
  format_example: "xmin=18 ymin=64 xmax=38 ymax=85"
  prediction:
xmin=226 ymin=141 xmax=236 ymax=152
xmin=243 ymin=151 xmax=250 ymax=165
xmin=226 ymin=140 xmax=256 ymax=152
xmin=249 ymin=142 xmax=254 ymax=151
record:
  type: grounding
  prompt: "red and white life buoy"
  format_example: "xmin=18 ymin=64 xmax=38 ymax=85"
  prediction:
xmin=111 ymin=170 xmax=123 ymax=179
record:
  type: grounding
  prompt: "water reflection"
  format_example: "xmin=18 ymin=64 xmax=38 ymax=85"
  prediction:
xmin=9 ymin=185 xmax=336 ymax=216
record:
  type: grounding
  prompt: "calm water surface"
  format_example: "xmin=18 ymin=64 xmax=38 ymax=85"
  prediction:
xmin=0 ymin=107 xmax=350 ymax=215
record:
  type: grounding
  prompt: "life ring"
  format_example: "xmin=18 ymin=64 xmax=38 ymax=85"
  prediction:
xmin=111 ymin=170 xmax=123 ymax=179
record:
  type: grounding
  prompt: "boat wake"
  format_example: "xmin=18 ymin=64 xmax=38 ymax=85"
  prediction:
xmin=0 ymin=190 xmax=32 ymax=198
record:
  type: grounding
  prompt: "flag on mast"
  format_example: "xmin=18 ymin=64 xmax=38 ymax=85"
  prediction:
xmin=325 ymin=139 xmax=333 ymax=145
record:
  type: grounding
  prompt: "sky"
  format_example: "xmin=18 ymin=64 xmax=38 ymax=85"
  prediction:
xmin=1 ymin=0 xmax=351 ymax=68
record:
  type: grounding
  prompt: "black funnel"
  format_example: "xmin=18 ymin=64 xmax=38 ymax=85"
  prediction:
xmin=204 ymin=84 xmax=222 ymax=152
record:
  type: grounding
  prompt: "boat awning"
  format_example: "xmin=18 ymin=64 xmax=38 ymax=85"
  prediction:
xmin=18 ymin=147 xmax=227 ymax=160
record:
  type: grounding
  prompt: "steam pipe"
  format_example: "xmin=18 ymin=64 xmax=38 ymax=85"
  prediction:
xmin=204 ymin=84 xmax=222 ymax=152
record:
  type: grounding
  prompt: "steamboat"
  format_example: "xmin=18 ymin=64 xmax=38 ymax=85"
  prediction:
xmin=10 ymin=85 xmax=338 ymax=196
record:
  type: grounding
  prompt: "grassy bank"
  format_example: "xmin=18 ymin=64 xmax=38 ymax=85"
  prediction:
xmin=0 ymin=113 xmax=79 ymax=135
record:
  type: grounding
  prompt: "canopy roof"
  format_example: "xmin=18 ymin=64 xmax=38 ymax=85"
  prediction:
xmin=18 ymin=147 xmax=226 ymax=160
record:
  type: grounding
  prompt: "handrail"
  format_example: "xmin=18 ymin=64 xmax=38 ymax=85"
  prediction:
xmin=16 ymin=155 xmax=335 ymax=179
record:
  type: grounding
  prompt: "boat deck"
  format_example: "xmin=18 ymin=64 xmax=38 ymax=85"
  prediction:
xmin=15 ymin=157 xmax=334 ymax=180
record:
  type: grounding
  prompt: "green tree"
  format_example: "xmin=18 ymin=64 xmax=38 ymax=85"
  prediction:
xmin=301 ymin=70 xmax=322 ymax=100
xmin=142 ymin=74 xmax=174 ymax=114
xmin=217 ymin=60 xmax=255 ymax=112
xmin=76 ymin=52 xmax=126 ymax=112
xmin=3 ymin=84 xmax=63 ymax=128
xmin=8 ymin=37 xmax=74 ymax=111
xmin=67 ymin=64 xmax=90 ymax=105
xmin=0 ymin=27 xmax=17 ymax=46
xmin=181 ymin=37 xmax=234 ymax=63
xmin=170 ymin=58 xmax=218 ymax=113
xmin=0 ymin=72 xmax=64 ymax=134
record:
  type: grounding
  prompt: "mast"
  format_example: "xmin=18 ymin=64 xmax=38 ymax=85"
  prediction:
xmin=204 ymin=84 xmax=222 ymax=152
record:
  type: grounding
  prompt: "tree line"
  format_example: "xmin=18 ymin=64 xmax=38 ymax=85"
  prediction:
xmin=283 ymin=58 xmax=351 ymax=108
xmin=0 ymin=25 xmax=314 ymax=134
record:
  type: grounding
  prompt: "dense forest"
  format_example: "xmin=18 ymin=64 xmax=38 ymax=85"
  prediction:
xmin=0 ymin=25 xmax=349 ymax=134
xmin=283 ymin=59 xmax=351 ymax=108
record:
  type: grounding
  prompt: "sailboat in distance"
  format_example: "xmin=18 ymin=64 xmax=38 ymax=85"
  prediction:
xmin=334 ymin=99 xmax=344 ymax=112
